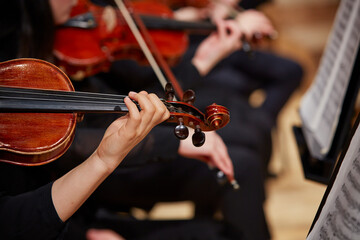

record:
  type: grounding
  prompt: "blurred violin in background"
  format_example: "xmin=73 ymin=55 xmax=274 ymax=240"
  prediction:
xmin=54 ymin=0 xmax=276 ymax=80
xmin=54 ymin=0 xmax=217 ymax=80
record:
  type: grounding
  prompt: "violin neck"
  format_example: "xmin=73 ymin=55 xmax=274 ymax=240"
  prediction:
xmin=0 ymin=86 xmax=131 ymax=114
xmin=141 ymin=15 xmax=216 ymax=33
xmin=64 ymin=12 xmax=216 ymax=32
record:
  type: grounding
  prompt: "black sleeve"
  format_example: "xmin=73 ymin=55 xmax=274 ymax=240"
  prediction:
xmin=172 ymin=50 xmax=204 ymax=90
xmin=174 ymin=62 xmax=203 ymax=90
xmin=0 ymin=182 xmax=66 ymax=240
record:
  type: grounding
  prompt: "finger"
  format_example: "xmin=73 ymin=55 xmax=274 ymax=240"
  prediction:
xmin=123 ymin=95 xmax=141 ymax=131
xmin=206 ymin=137 xmax=234 ymax=182
xmin=148 ymin=93 xmax=170 ymax=123
xmin=262 ymin=25 xmax=277 ymax=38
xmin=215 ymin=18 xmax=226 ymax=40
xmin=216 ymin=140 xmax=235 ymax=181
xmin=226 ymin=20 xmax=240 ymax=35
xmin=225 ymin=20 xmax=242 ymax=48
xmin=131 ymin=91 xmax=156 ymax=131
xmin=206 ymin=145 xmax=228 ymax=174
xmin=214 ymin=134 xmax=233 ymax=168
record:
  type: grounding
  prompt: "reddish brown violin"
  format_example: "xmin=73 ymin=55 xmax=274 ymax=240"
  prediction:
xmin=0 ymin=59 xmax=229 ymax=166
xmin=54 ymin=0 xmax=217 ymax=80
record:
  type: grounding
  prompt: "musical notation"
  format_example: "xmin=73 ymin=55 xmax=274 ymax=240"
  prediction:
xmin=307 ymin=121 xmax=360 ymax=239
xmin=299 ymin=0 xmax=360 ymax=159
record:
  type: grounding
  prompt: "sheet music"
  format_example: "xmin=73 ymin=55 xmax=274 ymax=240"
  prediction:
xmin=307 ymin=122 xmax=360 ymax=239
xmin=299 ymin=0 xmax=360 ymax=159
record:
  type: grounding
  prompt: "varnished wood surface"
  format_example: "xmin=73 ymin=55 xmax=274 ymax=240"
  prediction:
xmin=0 ymin=59 xmax=77 ymax=165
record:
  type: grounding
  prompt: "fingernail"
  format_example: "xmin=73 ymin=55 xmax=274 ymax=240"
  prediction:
xmin=128 ymin=91 xmax=136 ymax=97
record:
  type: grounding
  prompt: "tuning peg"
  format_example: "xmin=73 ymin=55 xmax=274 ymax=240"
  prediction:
xmin=165 ymin=83 xmax=175 ymax=101
xmin=174 ymin=118 xmax=189 ymax=140
xmin=192 ymin=126 xmax=205 ymax=147
xmin=182 ymin=89 xmax=195 ymax=105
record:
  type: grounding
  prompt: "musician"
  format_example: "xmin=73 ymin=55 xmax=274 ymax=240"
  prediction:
xmin=82 ymin=2 xmax=302 ymax=239
xmin=0 ymin=1 xmax=170 ymax=239
xmin=62 ymin=2 xmax=273 ymax=240
xmin=0 ymin=0 xmax=234 ymax=239
xmin=174 ymin=0 xmax=303 ymax=130
xmin=0 ymin=89 xmax=170 ymax=240
xmin=0 ymin=0 xmax=276 ymax=239
xmin=0 ymin=0 xmax=237 ymax=178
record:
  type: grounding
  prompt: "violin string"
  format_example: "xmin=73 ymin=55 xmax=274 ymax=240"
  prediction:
xmin=0 ymin=87 xmax=208 ymax=121
xmin=0 ymin=87 xmax=128 ymax=106
xmin=1 ymin=87 xmax=176 ymax=110
xmin=0 ymin=87 xmax=192 ymax=115
xmin=0 ymin=86 xmax=127 ymax=102
xmin=1 ymin=94 xmax=127 ymax=106
xmin=0 ymin=95 xmax=128 ymax=109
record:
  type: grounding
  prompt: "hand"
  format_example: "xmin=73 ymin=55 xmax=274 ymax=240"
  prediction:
xmin=235 ymin=10 xmax=277 ymax=42
xmin=208 ymin=0 xmax=239 ymax=22
xmin=192 ymin=19 xmax=243 ymax=76
xmin=94 ymin=91 xmax=170 ymax=172
xmin=52 ymin=91 xmax=170 ymax=222
xmin=173 ymin=6 xmax=209 ymax=22
xmin=178 ymin=131 xmax=235 ymax=183
xmin=173 ymin=0 xmax=240 ymax=22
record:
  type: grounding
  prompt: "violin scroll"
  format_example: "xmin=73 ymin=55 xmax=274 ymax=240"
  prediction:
xmin=165 ymin=83 xmax=230 ymax=147
xmin=205 ymin=103 xmax=230 ymax=130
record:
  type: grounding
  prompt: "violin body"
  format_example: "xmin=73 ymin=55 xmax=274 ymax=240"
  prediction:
xmin=0 ymin=59 xmax=230 ymax=166
xmin=0 ymin=59 xmax=77 ymax=166
xmin=54 ymin=0 xmax=188 ymax=80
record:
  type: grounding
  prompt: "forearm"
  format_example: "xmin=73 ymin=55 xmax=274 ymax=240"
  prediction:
xmin=51 ymin=153 xmax=117 ymax=222
xmin=52 ymin=92 xmax=170 ymax=222
xmin=191 ymin=54 xmax=217 ymax=76
xmin=191 ymin=19 xmax=243 ymax=76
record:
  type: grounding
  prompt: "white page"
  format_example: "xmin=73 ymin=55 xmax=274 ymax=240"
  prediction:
xmin=307 ymin=122 xmax=360 ymax=239
xmin=299 ymin=0 xmax=360 ymax=159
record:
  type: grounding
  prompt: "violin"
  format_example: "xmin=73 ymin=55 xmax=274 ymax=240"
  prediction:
xmin=54 ymin=0 xmax=216 ymax=80
xmin=0 ymin=59 xmax=230 ymax=166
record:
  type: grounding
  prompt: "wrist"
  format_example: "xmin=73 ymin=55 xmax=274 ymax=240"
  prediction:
xmin=191 ymin=55 xmax=215 ymax=76
xmin=90 ymin=150 xmax=124 ymax=175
